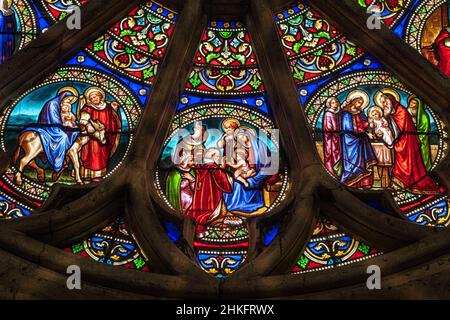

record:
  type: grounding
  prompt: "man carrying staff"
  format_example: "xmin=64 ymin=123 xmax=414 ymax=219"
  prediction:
xmin=79 ymin=87 xmax=121 ymax=182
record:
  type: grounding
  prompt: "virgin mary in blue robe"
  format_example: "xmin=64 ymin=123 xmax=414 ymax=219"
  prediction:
xmin=223 ymin=129 xmax=271 ymax=213
xmin=340 ymin=109 xmax=377 ymax=188
xmin=25 ymin=88 xmax=80 ymax=173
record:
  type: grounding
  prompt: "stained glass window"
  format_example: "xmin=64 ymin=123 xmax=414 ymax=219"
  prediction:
xmin=156 ymin=21 xmax=289 ymax=278
xmin=40 ymin=0 xmax=89 ymax=21
xmin=355 ymin=0 xmax=450 ymax=76
xmin=0 ymin=0 xmax=447 ymax=299
xmin=276 ymin=1 xmax=450 ymax=228
xmin=275 ymin=3 xmax=363 ymax=84
xmin=85 ymin=2 xmax=177 ymax=85
xmin=0 ymin=0 xmax=91 ymax=64
xmin=64 ymin=216 xmax=150 ymax=271
xmin=356 ymin=0 xmax=411 ymax=27
xmin=0 ymin=1 xmax=177 ymax=219
xmin=291 ymin=214 xmax=382 ymax=274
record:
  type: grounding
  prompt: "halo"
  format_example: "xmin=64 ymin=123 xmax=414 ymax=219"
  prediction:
xmin=57 ymin=86 xmax=79 ymax=98
xmin=221 ymin=118 xmax=241 ymax=130
xmin=84 ymin=86 xmax=106 ymax=100
xmin=346 ymin=89 xmax=370 ymax=109
xmin=367 ymin=105 xmax=383 ymax=116
xmin=325 ymin=96 xmax=339 ymax=108
xmin=407 ymin=94 xmax=420 ymax=106
xmin=374 ymin=88 xmax=400 ymax=107
xmin=237 ymin=125 xmax=257 ymax=137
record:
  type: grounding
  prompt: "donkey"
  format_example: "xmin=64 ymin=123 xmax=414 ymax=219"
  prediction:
xmin=12 ymin=119 xmax=106 ymax=186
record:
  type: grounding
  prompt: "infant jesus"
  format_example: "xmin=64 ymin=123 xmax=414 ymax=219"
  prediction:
xmin=60 ymin=101 xmax=78 ymax=128
xmin=367 ymin=106 xmax=394 ymax=188
xmin=226 ymin=149 xmax=256 ymax=188
xmin=368 ymin=106 xmax=394 ymax=146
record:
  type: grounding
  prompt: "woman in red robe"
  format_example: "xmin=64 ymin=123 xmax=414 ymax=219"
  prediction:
xmin=384 ymin=93 xmax=439 ymax=194
xmin=80 ymin=87 xmax=120 ymax=181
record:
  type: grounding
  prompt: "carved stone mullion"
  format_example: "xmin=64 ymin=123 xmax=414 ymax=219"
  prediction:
xmin=268 ymin=0 xmax=298 ymax=13
xmin=130 ymin=2 xmax=207 ymax=164
xmin=222 ymin=232 xmax=450 ymax=298
xmin=0 ymin=218 xmax=449 ymax=298
xmin=330 ymin=188 xmax=442 ymax=240
xmin=244 ymin=0 xmax=450 ymax=278
xmin=0 ymin=228 xmax=219 ymax=298
xmin=320 ymin=202 xmax=428 ymax=250
xmin=315 ymin=166 xmax=442 ymax=250
xmin=124 ymin=0 xmax=211 ymax=276
xmin=0 ymin=172 xmax=126 ymax=234
xmin=0 ymin=0 xmax=147 ymax=233
xmin=246 ymin=4 xmax=319 ymax=169
xmin=0 ymin=0 xmax=448 ymax=299
xmin=126 ymin=177 xmax=212 ymax=278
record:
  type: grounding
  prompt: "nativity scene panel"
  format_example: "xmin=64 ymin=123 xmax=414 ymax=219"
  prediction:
xmin=156 ymin=21 xmax=289 ymax=278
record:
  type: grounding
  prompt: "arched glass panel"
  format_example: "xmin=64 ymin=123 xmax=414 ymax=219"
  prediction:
xmin=156 ymin=21 xmax=289 ymax=277
xmin=0 ymin=1 xmax=177 ymax=219
xmin=292 ymin=214 xmax=383 ymax=274
xmin=64 ymin=216 xmax=151 ymax=271
xmin=276 ymin=1 xmax=450 ymax=227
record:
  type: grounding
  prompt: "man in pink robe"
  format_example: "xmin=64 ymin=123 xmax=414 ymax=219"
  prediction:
xmin=323 ymin=97 xmax=342 ymax=178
